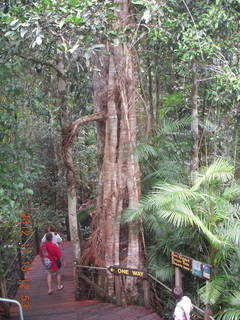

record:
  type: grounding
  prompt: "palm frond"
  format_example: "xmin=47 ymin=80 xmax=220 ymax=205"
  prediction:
xmin=145 ymin=219 xmax=186 ymax=256
xmin=153 ymin=183 xmax=205 ymax=202
xmin=156 ymin=205 xmax=221 ymax=245
xmin=193 ymin=159 xmax=234 ymax=190
xmin=214 ymin=201 xmax=240 ymax=221
xmin=196 ymin=220 xmax=221 ymax=246
xmin=227 ymin=291 xmax=240 ymax=307
xmin=121 ymin=202 xmax=145 ymax=223
xmin=222 ymin=184 xmax=240 ymax=201
xmin=159 ymin=116 xmax=191 ymax=135
xmin=216 ymin=309 xmax=240 ymax=320
xmin=223 ymin=220 xmax=240 ymax=247
xmin=158 ymin=205 xmax=196 ymax=228
xmin=142 ymin=161 xmax=182 ymax=184
xmin=199 ymin=276 xmax=225 ymax=305
xmin=123 ymin=184 xmax=221 ymax=245
xmin=143 ymin=214 xmax=165 ymax=235
xmin=135 ymin=142 xmax=159 ymax=161
xmin=148 ymin=262 xmax=174 ymax=282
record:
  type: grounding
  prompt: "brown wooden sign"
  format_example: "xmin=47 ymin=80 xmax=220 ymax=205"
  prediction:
xmin=171 ymin=251 xmax=211 ymax=280
xmin=108 ymin=266 xmax=147 ymax=278
xmin=171 ymin=251 xmax=192 ymax=272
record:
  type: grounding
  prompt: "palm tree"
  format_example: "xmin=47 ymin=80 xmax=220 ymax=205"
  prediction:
xmin=124 ymin=159 xmax=240 ymax=319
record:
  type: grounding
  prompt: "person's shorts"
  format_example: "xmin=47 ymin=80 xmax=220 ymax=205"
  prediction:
xmin=47 ymin=269 xmax=60 ymax=275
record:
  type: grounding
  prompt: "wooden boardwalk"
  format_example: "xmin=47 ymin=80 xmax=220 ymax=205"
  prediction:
xmin=10 ymin=242 xmax=161 ymax=320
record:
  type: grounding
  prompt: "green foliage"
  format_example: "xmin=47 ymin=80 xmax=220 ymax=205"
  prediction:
xmin=135 ymin=142 xmax=158 ymax=161
xmin=0 ymin=60 xmax=51 ymax=274
xmin=0 ymin=1 xmax=239 ymax=317
xmin=136 ymin=114 xmax=191 ymax=196
xmin=199 ymin=277 xmax=225 ymax=305
xmin=193 ymin=159 xmax=234 ymax=190
xmin=124 ymin=159 xmax=240 ymax=315
xmin=0 ymin=0 xmax=116 ymax=61
xmin=217 ymin=310 xmax=240 ymax=320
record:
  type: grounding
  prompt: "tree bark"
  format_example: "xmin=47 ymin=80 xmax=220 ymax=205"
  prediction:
xmin=191 ymin=59 xmax=199 ymax=184
xmin=155 ymin=61 xmax=160 ymax=127
xmin=57 ymin=57 xmax=81 ymax=262
xmin=147 ymin=57 xmax=153 ymax=119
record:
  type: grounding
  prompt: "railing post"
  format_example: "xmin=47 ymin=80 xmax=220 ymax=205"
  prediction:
xmin=143 ymin=277 xmax=151 ymax=308
xmin=74 ymin=262 xmax=80 ymax=300
xmin=17 ymin=244 xmax=25 ymax=280
xmin=0 ymin=276 xmax=8 ymax=298
xmin=66 ymin=215 xmax=71 ymax=241
xmin=0 ymin=278 xmax=10 ymax=317
xmin=34 ymin=227 xmax=40 ymax=254
xmin=204 ymin=307 xmax=212 ymax=320
xmin=114 ymin=275 xmax=122 ymax=306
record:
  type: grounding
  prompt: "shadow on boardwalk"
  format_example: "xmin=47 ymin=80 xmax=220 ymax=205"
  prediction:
xmin=10 ymin=242 xmax=161 ymax=320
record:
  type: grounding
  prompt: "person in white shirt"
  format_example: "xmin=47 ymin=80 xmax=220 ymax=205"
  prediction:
xmin=173 ymin=287 xmax=193 ymax=320
xmin=41 ymin=225 xmax=63 ymax=247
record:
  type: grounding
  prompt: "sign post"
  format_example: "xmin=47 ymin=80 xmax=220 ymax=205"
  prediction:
xmin=171 ymin=252 xmax=212 ymax=320
xmin=175 ymin=267 xmax=182 ymax=291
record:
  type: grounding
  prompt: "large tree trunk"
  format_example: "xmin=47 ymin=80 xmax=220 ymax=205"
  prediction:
xmin=90 ymin=0 xmax=142 ymax=304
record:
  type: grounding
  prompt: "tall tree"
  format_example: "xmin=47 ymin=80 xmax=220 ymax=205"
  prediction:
xmin=0 ymin=0 xmax=111 ymax=262
xmin=190 ymin=59 xmax=199 ymax=183
xmin=89 ymin=0 xmax=142 ymax=302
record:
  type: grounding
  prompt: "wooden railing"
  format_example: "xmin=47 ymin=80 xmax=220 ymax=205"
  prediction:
xmin=74 ymin=264 xmax=214 ymax=320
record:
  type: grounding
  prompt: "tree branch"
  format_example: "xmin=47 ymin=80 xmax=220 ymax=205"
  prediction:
xmin=63 ymin=112 xmax=105 ymax=148
xmin=71 ymin=111 xmax=105 ymax=137
xmin=17 ymin=54 xmax=65 ymax=78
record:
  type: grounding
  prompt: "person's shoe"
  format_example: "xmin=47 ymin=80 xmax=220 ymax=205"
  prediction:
xmin=58 ymin=284 xmax=64 ymax=291
xmin=48 ymin=290 xmax=54 ymax=295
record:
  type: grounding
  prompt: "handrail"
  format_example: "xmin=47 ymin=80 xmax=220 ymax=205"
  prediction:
xmin=148 ymin=273 xmax=172 ymax=292
xmin=21 ymin=229 xmax=36 ymax=247
xmin=3 ymin=252 xmax=19 ymax=278
xmin=0 ymin=298 xmax=24 ymax=320
xmin=75 ymin=264 xmax=214 ymax=320
xmin=3 ymin=230 xmax=36 ymax=278
xmin=1 ymin=228 xmax=40 ymax=301
xmin=74 ymin=263 xmax=107 ymax=271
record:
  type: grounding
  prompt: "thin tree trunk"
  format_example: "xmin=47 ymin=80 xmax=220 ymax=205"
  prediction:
xmin=47 ymin=78 xmax=63 ymax=213
xmin=191 ymin=59 xmax=199 ymax=183
xmin=57 ymin=57 xmax=81 ymax=262
xmin=232 ymin=100 xmax=240 ymax=178
xmin=147 ymin=57 xmax=153 ymax=119
xmin=155 ymin=63 xmax=160 ymax=126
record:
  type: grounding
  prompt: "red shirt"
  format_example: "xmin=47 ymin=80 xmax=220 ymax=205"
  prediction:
xmin=39 ymin=241 xmax=62 ymax=271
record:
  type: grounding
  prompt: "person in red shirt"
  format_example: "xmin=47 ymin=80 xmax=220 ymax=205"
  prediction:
xmin=39 ymin=232 xmax=63 ymax=294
